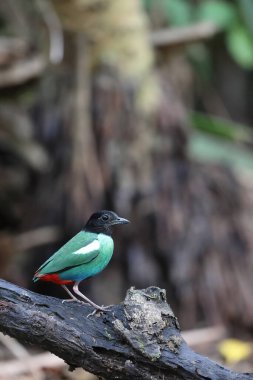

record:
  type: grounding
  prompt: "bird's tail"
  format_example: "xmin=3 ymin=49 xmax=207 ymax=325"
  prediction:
xmin=33 ymin=271 xmax=41 ymax=282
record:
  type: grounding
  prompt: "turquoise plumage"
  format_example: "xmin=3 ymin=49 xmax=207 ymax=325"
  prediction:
xmin=33 ymin=210 xmax=129 ymax=311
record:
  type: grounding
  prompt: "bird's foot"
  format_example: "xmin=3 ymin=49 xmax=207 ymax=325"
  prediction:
xmin=100 ymin=305 xmax=112 ymax=311
xmin=87 ymin=305 xmax=111 ymax=318
xmin=62 ymin=298 xmax=85 ymax=304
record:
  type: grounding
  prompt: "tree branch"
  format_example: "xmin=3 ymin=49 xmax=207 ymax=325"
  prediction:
xmin=150 ymin=22 xmax=219 ymax=48
xmin=0 ymin=280 xmax=251 ymax=380
xmin=0 ymin=54 xmax=46 ymax=88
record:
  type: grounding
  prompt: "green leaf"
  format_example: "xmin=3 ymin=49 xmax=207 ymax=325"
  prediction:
xmin=196 ymin=0 xmax=237 ymax=30
xmin=142 ymin=0 xmax=153 ymax=12
xmin=190 ymin=112 xmax=253 ymax=143
xmin=238 ymin=0 xmax=253 ymax=38
xmin=226 ymin=24 xmax=253 ymax=68
xmin=189 ymin=133 xmax=253 ymax=171
xmin=162 ymin=0 xmax=193 ymax=26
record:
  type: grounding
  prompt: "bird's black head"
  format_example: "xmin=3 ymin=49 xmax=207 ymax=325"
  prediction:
xmin=84 ymin=210 xmax=129 ymax=235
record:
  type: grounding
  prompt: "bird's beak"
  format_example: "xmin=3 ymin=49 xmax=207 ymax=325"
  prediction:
xmin=112 ymin=217 xmax=130 ymax=225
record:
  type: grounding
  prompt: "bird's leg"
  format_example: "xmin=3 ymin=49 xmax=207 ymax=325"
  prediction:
xmin=61 ymin=284 xmax=81 ymax=303
xmin=72 ymin=282 xmax=110 ymax=313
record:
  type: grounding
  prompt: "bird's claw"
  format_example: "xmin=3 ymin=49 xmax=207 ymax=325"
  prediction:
xmin=62 ymin=298 xmax=85 ymax=304
xmin=87 ymin=305 xmax=111 ymax=318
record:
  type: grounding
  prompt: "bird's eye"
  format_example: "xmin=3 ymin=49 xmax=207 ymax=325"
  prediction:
xmin=102 ymin=214 xmax=109 ymax=221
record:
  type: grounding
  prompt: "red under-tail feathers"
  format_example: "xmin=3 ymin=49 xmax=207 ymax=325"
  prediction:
xmin=33 ymin=272 xmax=73 ymax=285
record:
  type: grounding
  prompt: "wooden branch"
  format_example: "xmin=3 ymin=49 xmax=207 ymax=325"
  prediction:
xmin=14 ymin=226 xmax=61 ymax=251
xmin=0 ymin=37 xmax=28 ymax=65
xmin=0 ymin=54 xmax=47 ymax=88
xmin=1 ymin=352 xmax=65 ymax=377
xmin=36 ymin=0 xmax=64 ymax=64
xmin=182 ymin=325 xmax=227 ymax=348
xmin=0 ymin=280 xmax=251 ymax=380
xmin=150 ymin=21 xmax=219 ymax=48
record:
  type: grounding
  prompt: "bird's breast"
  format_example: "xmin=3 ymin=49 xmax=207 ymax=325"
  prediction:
xmin=96 ymin=233 xmax=114 ymax=270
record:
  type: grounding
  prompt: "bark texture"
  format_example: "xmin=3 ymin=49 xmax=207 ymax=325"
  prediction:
xmin=0 ymin=280 xmax=251 ymax=380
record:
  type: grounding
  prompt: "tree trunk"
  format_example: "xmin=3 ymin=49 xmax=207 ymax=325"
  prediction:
xmin=0 ymin=280 xmax=251 ymax=380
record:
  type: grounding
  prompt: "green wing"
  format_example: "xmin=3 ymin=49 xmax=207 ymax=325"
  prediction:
xmin=36 ymin=231 xmax=100 ymax=275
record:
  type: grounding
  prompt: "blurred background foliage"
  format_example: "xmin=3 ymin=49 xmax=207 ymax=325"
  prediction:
xmin=1 ymin=1 xmax=253 ymax=369
xmin=145 ymin=0 xmax=253 ymax=169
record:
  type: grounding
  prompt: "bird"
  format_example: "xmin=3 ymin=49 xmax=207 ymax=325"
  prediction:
xmin=33 ymin=210 xmax=129 ymax=312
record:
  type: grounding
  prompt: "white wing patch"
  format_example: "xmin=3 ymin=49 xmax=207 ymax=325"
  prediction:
xmin=74 ymin=240 xmax=100 ymax=255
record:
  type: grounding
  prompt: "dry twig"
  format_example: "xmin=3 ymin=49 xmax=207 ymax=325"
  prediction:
xmin=0 ymin=55 xmax=47 ymax=88
xmin=151 ymin=21 xmax=219 ymax=48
